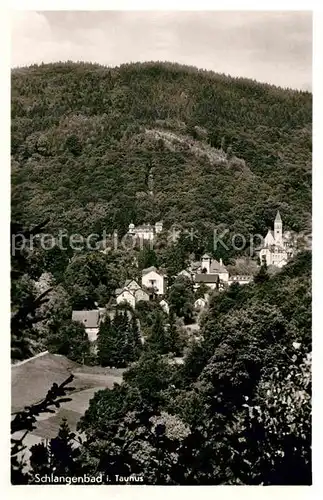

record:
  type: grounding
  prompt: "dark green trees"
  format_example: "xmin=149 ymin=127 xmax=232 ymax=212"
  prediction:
xmin=145 ymin=310 xmax=170 ymax=355
xmin=168 ymin=276 xmax=194 ymax=324
xmin=138 ymin=246 xmax=158 ymax=270
xmin=11 ymin=62 xmax=311 ymax=243
xmin=11 ymin=220 xmax=52 ymax=360
xmin=47 ymin=319 xmax=91 ymax=364
xmin=97 ymin=311 xmax=142 ymax=367
xmin=145 ymin=309 xmax=184 ymax=356
xmin=63 ymin=252 xmax=119 ymax=310
xmin=29 ymin=418 xmax=80 ymax=480
xmin=254 ymin=258 xmax=270 ymax=284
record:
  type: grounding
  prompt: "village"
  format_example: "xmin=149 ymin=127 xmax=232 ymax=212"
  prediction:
xmin=72 ymin=211 xmax=296 ymax=344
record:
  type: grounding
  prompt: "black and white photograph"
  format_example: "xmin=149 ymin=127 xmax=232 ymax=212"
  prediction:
xmin=9 ymin=6 xmax=313 ymax=489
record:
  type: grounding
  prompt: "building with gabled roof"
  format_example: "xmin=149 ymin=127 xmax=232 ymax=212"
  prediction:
xmin=141 ymin=266 xmax=167 ymax=295
xmin=115 ymin=279 xmax=150 ymax=308
xmin=72 ymin=309 xmax=105 ymax=342
xmin=259 ymin=211 xmax=294 ymax=268
xmin=200 ymin=255 xmax=229 ymax=282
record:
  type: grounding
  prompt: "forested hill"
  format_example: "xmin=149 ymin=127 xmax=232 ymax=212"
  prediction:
xmin=11 ymin=61 xmax=312 ymax=239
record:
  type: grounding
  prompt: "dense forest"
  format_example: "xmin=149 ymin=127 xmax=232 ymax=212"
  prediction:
xmin=11 ymin=61 xmax=312 ymax=485
xmin=11 ymin=61 xmax=312 ymax=243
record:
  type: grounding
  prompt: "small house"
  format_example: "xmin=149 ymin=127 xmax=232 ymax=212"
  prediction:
xmin=72 ymin=309 xmax=104 ymax=342
xmin=142 ymin=266 xmax=167 ymax=296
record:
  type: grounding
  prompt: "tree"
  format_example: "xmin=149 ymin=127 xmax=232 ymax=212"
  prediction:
xmin=162 ymin=241 xmax=188 ymax=285
xmin=47 ymin=319 xmax=91 ymax=364
xmin=167 ymin=311 xmax=184 ymax=356
xmin=97 ymin=316 xmax=121 ymax=367
xmin=135 ymin=300 xmax=164 ymax=330
xmin=65 ymin=134 xmax=82 ymax=156
xmin=146 ymin=310 xmax=171 ymax=355
xmin=29 ymin=418 xmax=80 ymax=481
xmin=138 ymin=246 xmax=158 ymax=270
xmin=127 ymin=316 xmax=142 ymax=362
xmin=254 ymin=258 xmax=270 ymax=284
xmin=11 ymin=219 xmax=52 ymax=360
xmin=64 ymin=252 xmax=119 ymax=309
xmin=227 ymin=347 xmax=311 ymax=485
xmin=168 ymin=276 xmax=194 ymax=324
xmin=195 ymin=282 xmax=210 ymax=300
xmin=97 ymin=311 xmax=141 ymax=367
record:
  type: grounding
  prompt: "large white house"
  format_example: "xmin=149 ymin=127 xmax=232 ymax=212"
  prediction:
xmin=128 ymin=221 xmax=163 ymax=241
xmin=141 ymin=266 xmax=166 ymax=295
xmin=259 ymin=211 xmax=294 ymax=268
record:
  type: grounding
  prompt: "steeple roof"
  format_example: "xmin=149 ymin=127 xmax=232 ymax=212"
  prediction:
xmin=275 ymin=211 xmax=282 ymax=222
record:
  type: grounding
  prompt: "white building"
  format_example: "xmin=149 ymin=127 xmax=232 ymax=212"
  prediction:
xmin=192 ymin=254 xmax=229 ymax=290
xmin=159 ymin=299 xmax=169 ymax=314
xmin=200 ymin=254 xmax=229 ymax=282
xmin=259 ymin=211 xmax=294 ymax=268
xmin=128 ymin=221 xmax=163 ymax=241
xmin=142 ymin=266 xmax=166 ymax=296
xmin=228 ymin=275 xmax=252 ymax=286
xmin=194 ymin=298 xmax=207 ymax=310
xmin=115 ymin=279 xmax=150 ymax=308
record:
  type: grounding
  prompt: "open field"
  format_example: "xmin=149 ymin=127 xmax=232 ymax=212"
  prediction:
xmin=12 ymin=353 xmax=124 ymax=439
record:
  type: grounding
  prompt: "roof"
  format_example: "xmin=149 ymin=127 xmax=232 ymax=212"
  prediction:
xmin=195 ymin=273 xmax=219 ymax=283
xmin=209 ymin=259 xmax=228 ymax=274
xmin=178 ymin=269 xmax=191 ymax=276
xmin=142 ymin=266 xmax=165 ymax=276
xmin=134 ymin=288 xmax=149 ymax=298
xmin=201 ymin=253 xmax=211 ymax=259
xmin=117 ymin=280 xmax=150 ymax=296
xmin=72 ymin=310 xmax=100 ymax=329
xmin=124 ymin=279 xmax=140 ymax=288
xmin=116 ymin=288 xmax=134 ymax=297
xmin=275 ymin=211 xmax=282 ymax=222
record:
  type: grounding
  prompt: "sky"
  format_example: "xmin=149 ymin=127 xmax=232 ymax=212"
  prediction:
xmin=11 ymin=10 xmax=312 ymax=90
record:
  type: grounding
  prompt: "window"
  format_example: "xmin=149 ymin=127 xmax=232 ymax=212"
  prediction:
xmin=150 ymin=279 xmax=156 ymax=286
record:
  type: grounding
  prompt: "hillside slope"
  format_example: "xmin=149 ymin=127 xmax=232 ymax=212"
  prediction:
xmin=11 ymin=61 xmax=312 ymax=239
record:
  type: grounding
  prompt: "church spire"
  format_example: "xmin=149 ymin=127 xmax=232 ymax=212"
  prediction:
xmin=275 ymin=210 xmax=282 ymax=223
xmin=274 ymin=210 xmax=283 ymax=244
